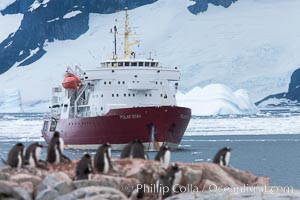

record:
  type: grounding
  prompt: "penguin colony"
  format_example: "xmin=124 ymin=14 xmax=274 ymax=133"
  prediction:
xmin=3 ymin=132 xmax=232 ymax=199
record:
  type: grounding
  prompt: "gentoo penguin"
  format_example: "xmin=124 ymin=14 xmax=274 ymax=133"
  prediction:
xmin=213 ymin=147 xmax=232 ymax=167
xmin=94 ymin=143 xmax=113 ymax=173
xmin=120 ymin=139 xmax=148 ymax=159
xmin=127 ymin=187 xmax=144 ymax=200
xmin=24 ymin=142 xmax=47 ymax=169
xmin=75 ymin=154 xmax=93 ymax=180
xmin=47 ymin=131 xmax=70 ymax=164
xmin=159 ymin=163 xmax=182 ymax=198
xmin=155 ymin=145 xmax=171 ymax=169
xmin=6 ymin=143 xmax=25 ymax=168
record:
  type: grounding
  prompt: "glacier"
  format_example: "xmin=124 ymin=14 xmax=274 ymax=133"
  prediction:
xmin=0 ymin=0 xmax=300 ymax=110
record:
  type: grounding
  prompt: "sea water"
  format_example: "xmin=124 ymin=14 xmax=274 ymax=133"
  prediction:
xmin=0 ymin=110 xmax=299 ymax=188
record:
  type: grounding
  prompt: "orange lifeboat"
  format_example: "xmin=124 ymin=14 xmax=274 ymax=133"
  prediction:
xmin=62 ymin=73 xmax=81 ymax=90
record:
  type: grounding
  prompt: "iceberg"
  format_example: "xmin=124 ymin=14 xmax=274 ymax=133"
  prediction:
xmin=177 ymin=84 xmax=258 ymax=116
xmin=0 ymin=88 xmax=24 ymax=113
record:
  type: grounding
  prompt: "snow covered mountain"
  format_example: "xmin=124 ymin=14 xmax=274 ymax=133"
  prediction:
xmin=0 ymin=0 xmax=300 ymax=112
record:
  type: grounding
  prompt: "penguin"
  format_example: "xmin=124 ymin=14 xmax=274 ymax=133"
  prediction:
xmin=127 ymin=187 xmax=144 ymax=200
xmin=120 ymin=140 xmax=148 ymax=159
xmin=159 ymin=163 xmax=182 ymax=199
xmin=94 ymin=143 xmax=113 ymax=174
xmin=47 ymin=131 xmax=70 ymax=164
xmin=75 ymin=154 xmax=93 ymax=180
xmin=155 ymin=145 xmax=171 ymax=169
xmin=213 ymin=147 xmax=232 ymax=167
xmin=5 ymin=143 xmax=25 ymax=168
xmin=24 ymin=142 xmax=47 ymax=169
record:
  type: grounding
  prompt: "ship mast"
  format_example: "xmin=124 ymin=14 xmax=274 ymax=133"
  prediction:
xmin=124 ymin=8 xmax=130 ymax=59
xmin=123 ymin=8 xmax=138 ymax=59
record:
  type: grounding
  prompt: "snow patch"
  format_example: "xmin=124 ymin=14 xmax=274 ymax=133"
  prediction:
xmin=29 ymin=0 xmax=50 ymax=12
xmin=0 ymin=14 xmax=23 ymax=43
xmin=47 ymin=17 xmax=59 ymax=23
xmin=63 ymin=10 xmax=82 ymax=19
xmin=0 ymin=0 xmax=15 ymax=10
xmin=177 ymin=84 xmax=258 ymax=116
xmin=257 ymin=98 xmax=298 ymax=107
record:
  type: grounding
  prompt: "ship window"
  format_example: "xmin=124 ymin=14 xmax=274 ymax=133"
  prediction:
xmin=132 ymin=62 xmax=137 ymax=66
xmin=160 ymin=94 xmax=163 ymax=97
xmin=145 ymin=93 xmax=148 ymax=97
xmin=112 ymin=94 xmax=114 ymax=97
xmin=104 ymin=81 xmax=107 ymax=85
xmin=149 ymin=94 xmax=152 ymax=97
xmin=151 ymin=62 xmax=155 ymax=67
xmin=122 ymin=81 xmax=125 ymax=84
xmin=112 ymin=62 xmax=117 ymax=67
xmin=101 ymin=107 xmax=103 ymax=111
xmin=156 ymin=62 xmax=158 ymax=67
xmin=116 ymin=94 xmax=119 ymax=97
xmin=133 ymin=93 xmax=135 ymax=97
xmin=125 ymin=62 xmax=130 ymax=66
xmin=132 ymin=81 xmax=135 ymax=83
xmin=107 ymin=62 xmax=111 ymax=67
xmin=138 ymin=62 xmax=143 ymax=66
xmin=124 ymin=93 xmax=127 ymax=97
xmin=118 ymin=62 xmax=123 ymax=67
xmin=101 ymin=94 xmax=103 ymax=97
xmin=156 ymin=81 xmax=158 ymax=84
xmin=128 ymin=93 xmax=131 ymax=97
xmin=145 ymin=62 xmax=150 ymax=67
xmin=109 ymin=81 xmax=111 ymax=84
xmin=118 ymin=81 xmax=120 ymax=84
xmin=160 ymin=81 xmax=162 ymax=84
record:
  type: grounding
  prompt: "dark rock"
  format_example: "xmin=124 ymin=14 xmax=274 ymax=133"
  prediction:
xmin=35 ymin=189 xmax=59 ymax=200
xmin=0 ymin=180 xmax=32 ymax=200
xmin=11 ymin=173 xmax=42 ymax=187
xmin=0 ymin=172 xmax=10 ymax=180
xmin=188 ymin=0 xmax=237 ymax=14
xmin=39 ymin=172 xmax=73 ymax=195
xmin=73 ymin=179 xmax=118 ymax=189
xmin=256 ymin=67 xmax=300 ymax=106
xmin=54 ymin=186 xmax=127 ymax=200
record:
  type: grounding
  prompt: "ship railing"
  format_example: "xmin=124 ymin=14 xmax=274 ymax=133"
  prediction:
xmin=75 ymin=65 xmax=84 ymax=78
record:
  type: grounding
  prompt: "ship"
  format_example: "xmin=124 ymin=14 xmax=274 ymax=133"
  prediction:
xmin=41 ymin=9 xmax=191 ymax=150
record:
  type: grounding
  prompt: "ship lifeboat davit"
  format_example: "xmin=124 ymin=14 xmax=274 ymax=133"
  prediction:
xmin=62 ymin=73 xmax=81 ymax=90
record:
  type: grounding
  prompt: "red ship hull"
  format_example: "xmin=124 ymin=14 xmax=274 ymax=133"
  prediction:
xmin=41 ymin=106 xmax=191 ymax=150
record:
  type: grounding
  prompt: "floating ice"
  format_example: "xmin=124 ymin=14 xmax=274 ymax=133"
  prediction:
xmin=177 ymin=84 xmax=258 ymax=116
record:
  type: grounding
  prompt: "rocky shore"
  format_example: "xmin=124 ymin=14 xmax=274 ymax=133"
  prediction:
xmin=2 ymin=158 xmax=289 ymax=200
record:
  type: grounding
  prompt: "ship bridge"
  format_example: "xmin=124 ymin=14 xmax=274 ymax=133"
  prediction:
xmin=100 ymin=59 xmax=159 ymax=68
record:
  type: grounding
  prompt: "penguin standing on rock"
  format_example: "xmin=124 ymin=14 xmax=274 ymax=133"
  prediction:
xmin=47 ymin=131 xmax=70 ymax=164
xmin=121 ymin=140 xmax=148 ymax=159
xmin=213 ymin=147 xmax=232 ymax=167
xmin=94 ymin=143 xmax=113 ymax=173
xmin=24 ymin=142 xmax=47 ymax=169
xmin=5 ymin=143 xmax=25 ymax=168
xmin=155 ymin=145 xmax=171 ymax=169
xmin=75 ymin=154 xmax=93 ymax=180
xmin=159 ymin=163 xmax=182 ymax=199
